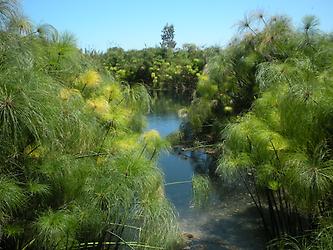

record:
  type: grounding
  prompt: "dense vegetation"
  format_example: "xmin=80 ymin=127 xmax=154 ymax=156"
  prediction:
xmin=182 ymin=13 xmax=333 ymax=248
xmin=1 ymin=0 xmax=332 ymax=249
xmin=0 ymin=2 xmax=180 ymax=249
xmin=99 ymin=45 xmax=209 ymax=93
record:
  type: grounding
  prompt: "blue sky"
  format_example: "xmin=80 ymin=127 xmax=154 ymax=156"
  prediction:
xmin=21 ymin=0 xmax=333 ymax=51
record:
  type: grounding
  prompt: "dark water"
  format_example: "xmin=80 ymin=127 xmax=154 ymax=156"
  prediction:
xmin=146 ymin=112 xmax=266 ymax=250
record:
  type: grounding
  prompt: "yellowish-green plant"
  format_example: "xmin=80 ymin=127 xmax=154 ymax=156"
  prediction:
xmin=79 ymin=69 xmax=101 ymax=90
xmin=0 ymin=3 xmax=180 ymax=249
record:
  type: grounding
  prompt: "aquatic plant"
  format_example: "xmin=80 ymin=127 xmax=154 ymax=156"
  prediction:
xmin=183 ymin=12 xmax=333 ymax=248
xmin=0 ymin=2 xmax=180 ymax=249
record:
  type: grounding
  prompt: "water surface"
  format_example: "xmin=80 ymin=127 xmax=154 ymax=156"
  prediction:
xmin=147 ymin=110 xmax=266 ymax=250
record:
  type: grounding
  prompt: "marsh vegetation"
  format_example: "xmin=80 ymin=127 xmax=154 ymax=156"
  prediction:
xmin=0 ymin=1 xmax=332 ymax=249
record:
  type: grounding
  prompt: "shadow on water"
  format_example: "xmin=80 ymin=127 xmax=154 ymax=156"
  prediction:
xmin=146 ymin=95 xmax=266 ymax=250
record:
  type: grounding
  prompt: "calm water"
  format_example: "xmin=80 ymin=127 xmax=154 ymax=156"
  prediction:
xmin=147 ymin=111 xmax=266 ymax=250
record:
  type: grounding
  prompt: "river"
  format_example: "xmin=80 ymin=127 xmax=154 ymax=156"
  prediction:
xmin=146 ymin=101 xmax=266 ymax=250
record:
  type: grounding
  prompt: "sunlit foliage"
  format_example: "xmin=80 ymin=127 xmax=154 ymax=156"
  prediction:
xmin=183 ymin=11 xmax=333 ymax=248
xmin=101 ymin=44 xmax=207 ymax=93
xmin=0 ymin=1 xmax=179 ymax=249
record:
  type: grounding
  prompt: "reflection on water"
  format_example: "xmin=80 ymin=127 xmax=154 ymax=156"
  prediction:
xmin=145 ymin=113 xmax=180 ymax=137
xmin=146 ymin=110 xmax=266 ymax=250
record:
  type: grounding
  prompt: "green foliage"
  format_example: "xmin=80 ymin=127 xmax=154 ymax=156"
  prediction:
xmin=2 ymin=2 xmax=333 ymax=248
xmin=187 ymin=98 xmax=213 ymax=134
xmin=101 ymin=45 xmax=206 ymax=93
xmin=0 ymin=177 xmax=25 ymax=217
xmin=197 ymin=74 xmax=218 ymax=99
xmin=179 ymin=11 xmax=333 ymax=247
xmin=192 ymin=175 xmax=211 ymax=208
xmin=35 ymin=210 xmax=78 ymax=248
xmin=0 ymin=2 xmax=180 ymax=249
xmin=220 ymin=53 xmax=333 ymax=237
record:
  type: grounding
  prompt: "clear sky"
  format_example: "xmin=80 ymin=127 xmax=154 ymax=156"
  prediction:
xmin=21 ymin=0 xmax=333 ymax=51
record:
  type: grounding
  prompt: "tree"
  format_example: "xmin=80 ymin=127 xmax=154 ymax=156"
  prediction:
xmin=160 ymin=23 xmax=176 ymax=49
